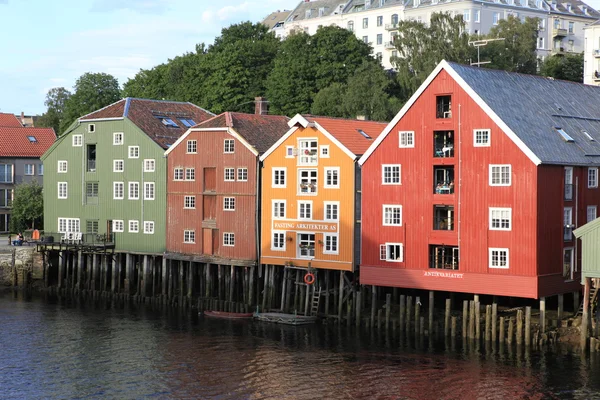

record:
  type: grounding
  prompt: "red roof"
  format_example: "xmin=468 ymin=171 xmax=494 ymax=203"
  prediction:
xmin=307 ymin=116 xmax=387 ymax=156
xmin=0 ymin=113 xmax=22 ymax=127
xmin=0 ymin=127 xmax=56 ymax=157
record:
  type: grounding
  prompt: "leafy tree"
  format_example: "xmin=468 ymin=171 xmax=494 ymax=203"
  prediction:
xmin=60 ymin=72 xmax=121 ymax=133
xmin=540 ymin=53 xmax=583 ymax=82
xmin=36 ymin=87 xmax=71 ymax=134
xmin=311 ymin=83 xmax=347 ymax=117
xmin=480 ymin=15 xmax=539 ymax=74
xmin=122 ymin=63 xmax=169 ymax=100
xmin=9 ymin=181 xmax=43 ymax=233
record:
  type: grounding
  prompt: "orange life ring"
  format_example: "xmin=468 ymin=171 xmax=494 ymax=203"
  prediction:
xmin=304 ymin=273 xmax=315 ymax=285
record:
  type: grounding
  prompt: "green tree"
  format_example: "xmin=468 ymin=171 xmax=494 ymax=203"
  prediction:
xmin=311 ymin=83 xmax=347 ymax=117
xmin=480 ymin=16 xmax=539 ymax=74
xmin=61 ymin=72 xmax=121 ymax=134
xmin=9 ymin=181 xmax=43 ymax=233
xmin=540 ymin=53 xmax=583 ymax=82
xmin=36 ymin=87 xmax=72 ymax=134
xmin=393 ymin=12 xmax=471 ymax=100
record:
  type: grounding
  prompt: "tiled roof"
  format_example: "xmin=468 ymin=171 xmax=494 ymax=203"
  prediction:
xmin=448 ymin=62 xmax=600 ymax=165
xmin=0 ymin=127 xmax=56 ymax=158
xmin=81 ymin=98 xmax=214 ymax=149
xmin=0 ymin=113 xmax=22 ymax=127
xmin=197 ymin=112 xmax=291 ymax=154
xmin=308 ymin=116 xmax=387 ymax=155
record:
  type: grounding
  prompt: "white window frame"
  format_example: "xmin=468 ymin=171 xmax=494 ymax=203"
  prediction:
xmin=320 ymin=145 xmax=330 ymax=158
xmin=473 ymin=129 xmax=491 ymax=147
xmin=185 ymin=167 xmax=195 ymax=181
xmin=223 ymin=232 xmax=235 ymax=247
xmin=399 ymin=131 xmax=415 ymax=148
xmin=298 ymin=169 xmax=318 ymax=195
xmin=489 ymin=164 xmax=512 ymax=186
xmin=237 ymin=168 xmax=248 ymax=182
xmin=588 ymin=167 xmax=598 ymax=188
xmin=58 ymin=182 xmax=68 ymax=199
xmin=297 ymin=138 xmax=318 ymax=166
xmin=324 ymin=167 xmax=340 ymax=189
xmin=174 ymin=167 xmax=184 ymax=181
xmin=224 ymin=197 xmax=236 ymax=211
xmin=24 ymin=164 xmax=34 ymax=176
xmin=144 ymin=159 xmax=155 ymax=172
xmin=58 ymin=160 xmax=68 ymax=173
xmin=383 ymin=205 xmax=402 ymax=226
xmin=224 ymin=139 xmax=235 ymax=154
xmin=272 ymin=167 xmax=286 ymax=188
xmin=128 ymin=146 xmax=139 ymax=159
xmin=489 ymin=207 xmax=512 ymax=231
xmin=298 ymin=200 xmax=313 ymax=220
xmin=273 ymin=200 xmax=286 ymax=219
xmin=186 ymin=140 xmax=197 ymax=154
xmin=113 ymin=182 xmax=124 ymax=200
xmin=271 ymin=230 xmax=286 ymax=251
xmin=382 ymin=164 xmax=401 ymax=185
xmin=144 ymin=182 xmax=155 ymax=200
xmin=88 ymin=124 xmax=95 ymax=133
xmin=72 ymin=134 xmax=82 ymax=147
xmin=286 ymin=146 xmax=294 ymax=158
xmin=58 ymin=218 xmax=80 ymax=233
xmin=587 ymin=205 xmax=597 ymax=222
xmin=129 ymin=220 xmax=139 ymax=233
xmin=184 ymin=230 xmax=196 ymax=244
xmin=128 ymin=182 xmax=139 ymax=200
xmin=324 ymin=201 xmax=340 ymax=221
xmin=380 ymin=243 xmax=403 ymax=262
xmin=184 ymin=195 xmax=196 ymax=209
xmin=113 ymin=160 xmax=124 ymax=173
xmin=144 ymin=221 xmax=155 ymax=234
xmin=493 ymin=12 xmax=500 ymax=25
xmin=489 ymin=248 xmax=509 ymax=269
xmin=113 ymin=132 xmax=124 ymax=145
xmin=323 ymin=233 xmax=339 ymax=255
xmin=224 ymin=168 xmax=235 ymax=182
xmin=113 ymin=220 xmax=124 ymax=233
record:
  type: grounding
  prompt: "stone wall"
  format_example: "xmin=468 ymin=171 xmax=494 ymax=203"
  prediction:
xmin=0 ymin=247 xmax=43 ymax=287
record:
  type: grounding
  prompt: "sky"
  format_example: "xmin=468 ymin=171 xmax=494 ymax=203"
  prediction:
xmin=0 ymin=0 xmax=300 ymax=115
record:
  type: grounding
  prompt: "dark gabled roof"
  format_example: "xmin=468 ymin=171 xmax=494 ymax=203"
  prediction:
xmin=196 ymin=112 xmax=291 ymax=154
xmin=449 ymin=62 xmax=600 ymax=165
xmin=0 ymin=112 xmax=22 ymax=127
xmin=0 ymin=127 xmax=56 ymax=157
xmin=286 ymin=0 xmax=349 ymax=22
xmin=262 ymin=10 xmax=292 ymax=28
xmin=80 ymin=98 xmax=214 ymax=149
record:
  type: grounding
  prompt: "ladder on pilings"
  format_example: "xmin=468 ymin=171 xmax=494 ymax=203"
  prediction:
xmin=310 ymin=286 xmax=322 ymax=316
xmin=576 ymin=284 xmax=598 ymax=317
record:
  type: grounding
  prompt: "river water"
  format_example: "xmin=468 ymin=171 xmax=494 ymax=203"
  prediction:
xmin=1 ymin=292 xmax=600 ymax=400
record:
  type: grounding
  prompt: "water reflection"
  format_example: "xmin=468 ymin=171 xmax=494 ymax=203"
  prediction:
xmin=1 ymin=292 xmax=600 ymax=399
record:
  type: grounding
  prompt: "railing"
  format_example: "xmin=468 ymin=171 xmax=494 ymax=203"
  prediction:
xmin=434 ymin=145 xmax=454 ymax=158
xmin=433 ymin=216 xmax=454 ymax=231
xmin=552 ymin=28 xmax=567 ymax=37
xmin=564 ymin=184 xmax=573 ymax=201
xmin=37 ymin=232 xmax=115 ymax=246
xmin=385 ymin=22 xmax=399 ymax=30
xmin=564 ymin=226 xmax=573 ymax=241
xmin=384 ymin=41 xmax=396 ymax=49
xmin=434 ymin=181 xmax=454 ymax=194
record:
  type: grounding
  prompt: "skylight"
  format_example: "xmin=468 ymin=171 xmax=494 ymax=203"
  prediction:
xmin=180 ymin=119 xmax=196 ymax=127
xmin=357 ymin=129 xmax=372 ymax=139
xmin=159 ymin=117 xmax=179 ymax=128
xmin=27 ymin=136 xmax=37 ymax=142
xmin=583 ymin=131 xmax=595 ymax=141
xmin=556 ymin=127 xmax=574 ymax=142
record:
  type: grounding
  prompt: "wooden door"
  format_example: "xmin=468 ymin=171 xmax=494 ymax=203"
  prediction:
xmin=204 ymin=167 xmax=216 ymax=192
xmin=203 ymin=228 xmax=213 ymax=255
xmin=203 ymin=195 xmax=216 ymax=220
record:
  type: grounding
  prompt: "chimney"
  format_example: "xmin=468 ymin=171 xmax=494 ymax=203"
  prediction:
xmin=254 ymin=97 xmax=268 ymax=115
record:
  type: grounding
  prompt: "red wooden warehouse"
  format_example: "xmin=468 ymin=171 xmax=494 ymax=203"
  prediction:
xmin=164 ymin=107 xmax=289 ymax=266
xmin=358 ymin=61 xmax=600 ymax=299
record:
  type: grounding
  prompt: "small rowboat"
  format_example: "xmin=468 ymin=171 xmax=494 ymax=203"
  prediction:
xmin=202 ymin=310 xmax=254 ymax=320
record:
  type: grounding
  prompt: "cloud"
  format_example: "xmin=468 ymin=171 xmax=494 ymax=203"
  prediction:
xmin=90 ymin=0 xmax=171 ymax=14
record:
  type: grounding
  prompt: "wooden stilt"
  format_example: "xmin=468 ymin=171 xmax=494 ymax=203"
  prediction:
xmin=525 ymin=306 xmax=531 ymax=347
xmin=475 ymin=301 xmax=481 ymax=340
xmin=462 ymin=300 xmax=468 ymax=338
xmin=188 ymin=261 xmax=194 ymax=298
xmin=218 ymin=265 xmax=223 ymax=300
xmin=429 ymin=291 xmax=434 ymax=335
xmin=540 ymin=297 xmax=546 ymax=333
xmin=324 ymin=271 xmax=330 ymax=317
xmin=371 ymin=286 xmax=377 ymax=328
xmin=406 ymin=296 xmax=412 ymax=333
xmin=574 ymin=290 xmax=580 ymax=315
xmin=558 ymin=293 xmax=564 ymax=322
xmin=582 ymin=277 xmax=591 ymax=350
xmin=516 ymin=309 xmax=523 ymax=346
xmin=507 ymin=318 xmax=514 ymax=345
xmin=415 ymin=297 xmax=421 ymax=336
xmin=162 ymin=258 xmax=168 ymax=297
xmin=338 ymin=271 xmax=344 ymax=319
xmin=469 ymin=300 xmax=475 ymax=339
xmin=77 ymin=251 xmax=83 ymax=290
xmin=386 ymin=293 xmax=391 ymax=331
xmin=399 ymin=294 xmax=406 ymax=333
xmin=248 ymin=266 xmax=255 ymax=306
xmin=444 ymin=298 xmax=451 ymax=337
xmin=499 ymin=316 xmax=505 ymax=343
xmin=280 ymin=268 xmax=287 ymax=311
xmin=356 ymin=290 xmax=362 ymax=328
xmin=492 ymin=303 xmax=498 ymax=343
xmin=485 ymin=305 xmax=491 ymax=341
xmin=451 ymin=316 xmax=457 ymax=338
xmin=58 ymin=251 xmax=65 ymax=289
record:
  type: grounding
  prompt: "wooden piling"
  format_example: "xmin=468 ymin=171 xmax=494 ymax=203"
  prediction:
xmin=507 ymin=318 xmax=514 ymax=345
xmin=406 ymin=296 xmax=413 ymax=332
xmin=558 ymin=293 xmax=564 ymax=322
xmin=444 ymin=298 xmax=451 ymax=337
xmin=58 ymin=251 xmax=65 ymax=289
xmin=516 ymin=309 xmax=524 ymax=346
xmin=371 ymin=286 xmax=377 ymax=328
xmin=280 ymin=268 xmax=287 ymax=311
xmin=540 ymin=297 xmax=546 ymax=333
xmin=574 ymin=290 xmax=580 ymax=314
xmin=469 ymin=300 xmax=475 ymax=339
xmin=415 ymin=296 xmax=420 ymax=336
xmin=385 ymin=293 xmax=391 ymax=331
xmin=377 ymin=309 xmax=382 ymax=331
xmin=356 ymin=290 xmax=362 ymax=328
xmin=475 ymin=301 xmax=481 ymax=340
xmin=451 ymin=316 xmax=457 ymax=337
xmin=338 ymin=271 xmax=345 ymax=319
xmin=399 ymin=295 xmax=406 ymax=332
xmin=582 ymin=277 xmax=591 ymax=350
xmin=485 ymin=305 xmax=491 ymax=341
xmin=462 ymin=300 xmax=468 ymax=338
xmin=499 ymin=316 xmax=505 ymax=343
xmin=492 ymin=303 xmax=498 ymax=343
xmin=428 ymin=291 xmax=434 ymax=335
xmin=525 ymin=306 xmax=531 ymax=347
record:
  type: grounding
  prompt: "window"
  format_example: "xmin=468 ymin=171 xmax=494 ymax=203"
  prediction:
xmin=363 ymin=36 xmax=368 ymax=44
xmin=179 ymin=118 xmax=196 ymax=127
xmin=320 ymin=145 xmax=330 ymax=158
xmin=224 ymin=139 xmax=235 ymax=153
xmin=128 ymin=182 xmax=139 ymax=200
xmin=86 ymin=220 xmax=99 ymax=234
xmin=377 ymin=15 xmax=383 ymax=26
xmin=489 ymin=207 xmax=512 ymax=230
xmin=58 ymin=160 xmax=68 ymax=173
xmin=298 ymin=233 xmax=315 ymax=258
xmin=273 ymin=200 xmax=286 ymax=218
xmin=113 ymin=182 xmax=124 ymax=199
xmin=399 ymin=131 xmax=415 ymax=148
xmin=113 ymin=160 xmax=124 ymax=173
xmin=347 ymin=21 xmax=354 ymax=31
xmin=224 ymin=168 xmax=235 ymax=181
xmin=382 ymin=165 xmax=401 ymax=185
xmin=383 ymin=205 xmax=402 ymax=226
xmin=224 ymin=197 xmax=236 ymax=211
xmin=474 ymin=129 xmax=491 ymax=146
xmin=0 ymin=164 xmax=12 ymax=183
xmin=474 ymin=9 xmax=480 ymax=22
xmin=323 ymin=234 xmax=339 ymax=254
xmin=129 ymin=220 xmax=139 ymax=233
xmin=87 ymin=144 xmax=96 ymax=172
xmin=174 ymin=167 xmax=184 ymax=181
xmin=27 ymin=136 xmax=37 ymax=143
xmin=489 ymin=248 xmax=509 ymax=269
xmin=0 ymin=189 xmax=12 ymax=208
xmin=538 ymin=37 xmax=545 ymax=49
xmin=144 ymin=182 xmax=155 ymax=200
xmin=24 ymin=164 xmax=34 ymax=175
xmin=88 ymin=124 xmax=95 ymax=133
xmin=556 ymin=128 xmax=574 ymax=142
xmin=464 ymin=10 xmax=470 ymax=22
xmin=564 ymin=207 xmax=574 ymax=241
xmin=588 ymin=167 xmax=598 ymax=188
xmin=223 ymin=232 xmax=235 ymax=246
xmin=286 ymin=146 xmax=294 ymax=158
xmin=568 ymin=21 xmax=574 ymax=33
xmin=489 ymin=165 xmax=511 ymax=186
xmin=128 ymin=146 xmax=139 ymax=158
xmin=113 ymin=132 xmax=123 ymax=145
xmin=298 ymin=139 xmax=318 ymax=165
xmin=57 ymin=182 xmax=67 ymax=199
xmin=299 ymin=201 xmax=312 ymax=220
xmin=237 ymin=168 xmax=248 ymax=181
xmin=38 ymin=164 xmax=43 ymax=175
xmin=436 ymin=96 xmax=452 ymax=118
xmin=493 ymin=12 xmax=500 ymax=25
xmin=324 ymin=202 xmax=339 ymax=221
xmin=187 ymin=140 xmax=197 ymax=154
xmin=184 ymin=230 xmax=195 ymax=243
xmin=184 ymin=195 xmax=196 ymax=209
xmin=324 ymin=167 xmax=339 ymax=188
xmin=299 ymin=169 xmax=317 ymax=194
xmin=86 ymin=182 xmax=98 ymax=204
xmin=363 ymin=17 xmax=368 ymax=28
xmin=376 ymin=52 xmax=382 ymax=62
xmin=58 ymin=218 xmax=80 ymax=233
xmin=391 ymin=14 xmax=398 ymax=24
xmin=113 ymin=220 xmax=124 ymax=232
xmin=160 ymin=117 xmax=178 ymax=127
xmin=587 ymin=206 xmax=597 ymax=222
xmin=144 ymin=159 xmax=155 ymax=172
xmin=272 ymin=231 xmax=286 ymax=251
xmin=273 ymin=168 xmax=286 ymax=188
xmin=565 ymin=167 xmax=573 ymax=200
xmin=144 ymin=221 xmax=155 ymax=234
xmin=380 ymin=243 xmax=403 ymax=262
xmin=185 ymin=168 xmax=195 ymax=181
xmin=376 ymin=34 xmax=383 ymax=45
xmin=72 ymin=135 xmax=82 ymax=146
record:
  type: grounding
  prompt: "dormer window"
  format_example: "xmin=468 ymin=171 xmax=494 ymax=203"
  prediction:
xmin=565 ymin=3 xmax=571 ymax=11
xmin=27 ymin=136 xmax=37 ymax=143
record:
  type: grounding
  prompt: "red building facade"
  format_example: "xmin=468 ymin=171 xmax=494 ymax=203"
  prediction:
xmin=165 ymin=112 xmax=289 ymax=266
xmin=358 ymin=61 xmax=600 ymax=299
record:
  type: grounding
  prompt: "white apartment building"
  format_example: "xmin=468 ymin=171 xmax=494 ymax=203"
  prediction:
xmin=277 ymin=0 xmax=599 ymax=69
xmin=584 ymin=20 xmax=600 ymax=85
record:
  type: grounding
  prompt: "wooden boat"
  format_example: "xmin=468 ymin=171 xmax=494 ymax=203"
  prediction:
xmin=254 ymin=312 xmax=317 ymax=326
xmin=202 ymin=310 xmax=254 ymax=320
